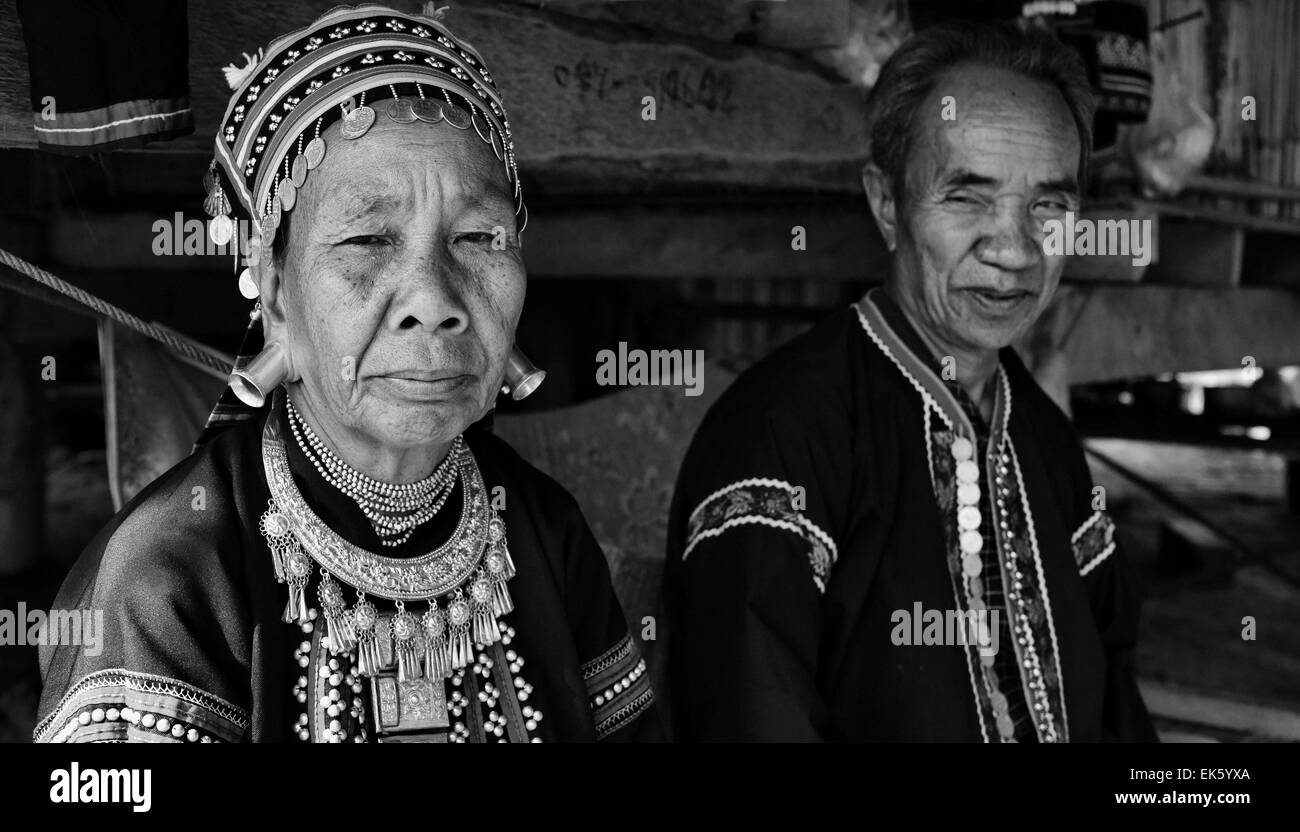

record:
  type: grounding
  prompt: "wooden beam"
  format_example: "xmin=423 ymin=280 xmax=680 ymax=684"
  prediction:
xmin=0 ymin=0 xmax=869 ymax=193
xmin=1025 ymin=285 xmax=1300 ymax=384
xmin=42 ymin=199 xmax=890 ymax=280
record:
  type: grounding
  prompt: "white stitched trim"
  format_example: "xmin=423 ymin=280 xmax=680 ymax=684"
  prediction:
xmin=1071 ymin=510 xmax=1105 ymax=545
xmin=687 ymin=476 xmax=799 ymax=527
xmin=1009 ymin=441 xmax=1069 ymax=742
xmin=683 ymin=515 xmax=829 ymax=593
xmin=1078 ymin=541 xmax=1116 ymax=577
xmin=997 ymin=365 xmax=1013 ymax=437
xmin=853 ymin=302 xmax=955 ymax=432
xmin=33 ymin=107 xmax=193 ymax=134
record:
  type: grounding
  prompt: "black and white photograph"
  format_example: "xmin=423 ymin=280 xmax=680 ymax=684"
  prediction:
xmin=0 ymin=0 xmax=1295 ymax=812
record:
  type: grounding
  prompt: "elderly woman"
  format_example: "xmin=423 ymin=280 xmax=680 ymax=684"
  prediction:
xmin=35 ymin=3 xmax=657 ymax=743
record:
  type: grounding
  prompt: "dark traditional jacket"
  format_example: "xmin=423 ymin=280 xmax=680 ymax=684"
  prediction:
xmin=665 ymin=288 xmax=1156 ymax=742
xmin=36 ymin=401 xmax=658 ymax=743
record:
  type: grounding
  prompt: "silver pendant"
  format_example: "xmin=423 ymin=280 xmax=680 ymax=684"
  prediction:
xmin=340 ymin=105 xmax=376 ymax=139
xmin=413 ymin=98 xmax=444 ymax=124
xmin=387 ymin=98 xmax=417 ymax=123
xmin=304 ymin=137 xmax=326 ymax=169
xmin=291 ymin=154 xmax=308 ymax=186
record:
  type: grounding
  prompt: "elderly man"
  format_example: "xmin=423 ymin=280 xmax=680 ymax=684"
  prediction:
xmin=665 ymin=22 xmax=1156 ymax=742
xmin=36 ymin=3 xmax=656 ymax=743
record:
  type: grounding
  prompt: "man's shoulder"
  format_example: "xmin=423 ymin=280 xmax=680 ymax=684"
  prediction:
xmin=702 ymin=306 xmax=866 ymax=436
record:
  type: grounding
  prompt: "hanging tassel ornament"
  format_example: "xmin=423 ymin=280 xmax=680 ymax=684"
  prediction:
xmin=484 ymin=548 xmax=514 ymax=617
xmin=258 ymin=499 xmax=294 ymax=581
xmin=391 ymin=602 xmax=422 ymax=682
xmin=352 ymin=596 xmax=383 ymax=678
xmin=487 ymin=515 xmax=516 ymax=579
xmin=281 ymin=549 xmax=311 ymax=624
xmin=421 ymin=604 xmax=450 ymax=680
xmin=446 ymin=591 xmax=474 ymax=670
xmin=468 ymin=571 xmax=500 ymax=646
xmin=317 ymin=572 xmax=355 ymax=654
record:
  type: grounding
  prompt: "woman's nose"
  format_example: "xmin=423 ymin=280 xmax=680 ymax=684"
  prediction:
xmin=390 ymin=248 xmax=470 ymax=334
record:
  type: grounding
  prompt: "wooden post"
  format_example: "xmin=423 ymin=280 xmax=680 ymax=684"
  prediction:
xmin=0 ymin=293 xmax=42 ymax=576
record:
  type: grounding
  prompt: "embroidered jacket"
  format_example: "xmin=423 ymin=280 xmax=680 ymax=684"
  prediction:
xmin=35 ymin=406 xmax=658 ymax=743
xmin=664 ymin=288 xmax=1155 ymax=742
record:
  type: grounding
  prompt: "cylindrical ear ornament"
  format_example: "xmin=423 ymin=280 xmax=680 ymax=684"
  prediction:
xmin=500 ymin=345 xmax=545 ymax=401
xmin=230 ymin=340 xmax=296 ymax=408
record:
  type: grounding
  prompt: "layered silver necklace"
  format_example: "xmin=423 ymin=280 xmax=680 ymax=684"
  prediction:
xmin=285 ymin=395 xmax=461 ymax=547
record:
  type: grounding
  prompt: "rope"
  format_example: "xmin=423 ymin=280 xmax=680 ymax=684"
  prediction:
xmin=0 ymin=245 xmax=233 ymax=377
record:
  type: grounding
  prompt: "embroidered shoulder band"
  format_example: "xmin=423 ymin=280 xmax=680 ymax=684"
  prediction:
xmin=34 ymin=668 xmax=249 ymax=743
xmin=582 ymin=632 xmax=654 ymax=740
xmin=1072 ymin=510 xmax=1117 ymax=576
xmin=683 ymin=477 xmax=837 ymax=593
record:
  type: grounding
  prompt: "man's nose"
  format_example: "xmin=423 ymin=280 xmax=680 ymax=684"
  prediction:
xmin=976 ymin=204 xmax=1043 ymax=272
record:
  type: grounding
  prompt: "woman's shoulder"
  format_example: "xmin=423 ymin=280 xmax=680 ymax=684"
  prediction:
xmin=72 ymin=417 xmax=264 ymax=600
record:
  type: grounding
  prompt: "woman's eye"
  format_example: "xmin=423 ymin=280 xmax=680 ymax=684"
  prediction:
xmin=343 ymin=234 xmax=388 ymax=246
xmin=456 ymin=231 xmax=499 ymax=244
xmin=1034 ymin=199 xmax=1070 ymax=213
xmin=947 ymin=192 xmax=981 ymax=206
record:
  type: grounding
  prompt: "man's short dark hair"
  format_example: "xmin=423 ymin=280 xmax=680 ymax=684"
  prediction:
xmin=865 ymin=21 xmax=1096 ymax=202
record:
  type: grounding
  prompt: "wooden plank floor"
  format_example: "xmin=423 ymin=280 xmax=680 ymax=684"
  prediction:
xmin=1088 ymin=438 xmax=1300 ymax=741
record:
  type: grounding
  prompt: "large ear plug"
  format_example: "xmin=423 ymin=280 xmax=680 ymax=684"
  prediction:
xmin=230 ymin=340 xmax=299 ymax=407
xmin=500 ymin=345 xmax=545 ymax=401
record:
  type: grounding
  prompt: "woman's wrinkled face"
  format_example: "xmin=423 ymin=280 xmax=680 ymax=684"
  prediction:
xmin=266 ymin=115 xmax=524 ymax=451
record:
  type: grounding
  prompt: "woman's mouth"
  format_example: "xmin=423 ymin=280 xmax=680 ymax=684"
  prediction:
xmin=375 ymin=372 xmax=476 ymax=400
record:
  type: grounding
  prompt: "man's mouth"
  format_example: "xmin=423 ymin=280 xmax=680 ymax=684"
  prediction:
xmin=964 ymin=287 xmax=1035 ymax=313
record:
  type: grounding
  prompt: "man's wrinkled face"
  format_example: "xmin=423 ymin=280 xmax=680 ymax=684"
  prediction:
xmin=271 ymin=115 xmax=524 ymax=450
xmin=889 ymin=64 xmax=1081 ymax=352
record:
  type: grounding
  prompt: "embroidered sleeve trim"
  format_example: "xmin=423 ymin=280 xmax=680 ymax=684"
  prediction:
xmin=583 ymin=632 xmax=654 ymax=740
xmin=34 ymin=668 xmax=249 ymax=744
xmin=683 ymin=478 xmax=837 ymax=593
xmin=1072 ymin=510 xmax=1117 ymax=577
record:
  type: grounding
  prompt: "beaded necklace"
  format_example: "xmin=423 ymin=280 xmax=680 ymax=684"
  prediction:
xmin=285 ymin=395 xmax=460 ymax=547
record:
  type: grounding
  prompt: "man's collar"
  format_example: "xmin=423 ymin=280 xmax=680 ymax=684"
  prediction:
xmin=853 ymin=287 xmax=1012 ymax=444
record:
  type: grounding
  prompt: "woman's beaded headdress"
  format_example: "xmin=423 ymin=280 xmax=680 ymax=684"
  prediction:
xmin=206 ymin=1 xmax=523 ymax=251
xmin=197 ymin=2 xmax=523 ymax=444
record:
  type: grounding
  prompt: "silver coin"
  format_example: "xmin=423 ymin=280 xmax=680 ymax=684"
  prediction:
xmin=238 ymin=268 xmax=259 ymax=300
xmin=208 ymin=215 xmax=233 ymax=246
xmin=412 ymin=98 xmax=444 ymax=123
xmin=290 ymin=154 xmax=308 ymax=186
xmin=270 ymin=196 xmax=282 ymax=229
xmin=489 ymin=126 xmax=503 ymax=160
xmin=441 ymin=103 xmax=470 ymax=129
xmin=340 ymin=105 xmax=376 ymax=139
xmin=304 ymin=137 xmax=326 ymax=169
xmin=279 ymin=178 xmax=297 ymax=211
xmin=387 ymin=98 xmax=417 ymax=123
xmin=471 ymin=110 xmax=490 ymax=143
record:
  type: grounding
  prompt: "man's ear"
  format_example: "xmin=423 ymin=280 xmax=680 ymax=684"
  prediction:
xmin=862 ymin=163 xmax=899 ymax=253
xmin=249 ymin=232 xmax=289 ymax=342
